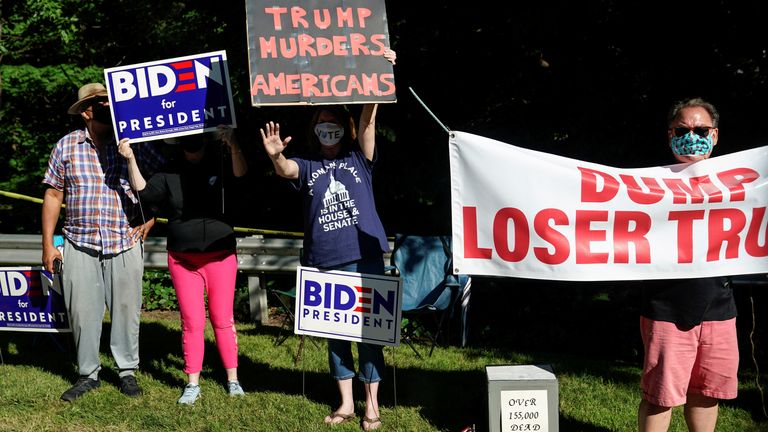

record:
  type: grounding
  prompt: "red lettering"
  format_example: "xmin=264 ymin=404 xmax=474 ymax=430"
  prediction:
xmin=575 ymin=210 xmax=608 ymax=264
xmin=717 ymin=167 xmax=759 ymax=202
xmin=330 ymin=75 xmax=348 ymax=96
xmin=579 ymin=167 xmax=619 ymax=203
xmin=349 ymin=33 xmax=370 ymax=55
xmin=745 ymin=207 xmax=768 ymax=257
xmin=253 ymin=73 xmax=396 ymax=98
xmin=370 ymin=34 xmax=387 ymax=55
xmin=668 ymin=210 xmax=705 ymax=263
xmin=297 ymin=34 xmax=317 ymax=57
xmin=279 ymin=38 xmax=298 ymax=59
xmin=346 ymin=75 xmax=364 ymax=97
xmin=316 ymin=37 xmax=334 ymax=56
xmin=336 ymin=7 xmax=354 ymax=27
xmin=313 ymin=9 xmax=331 ymax=29
xmin=291 ymin=6 xmax=309 ymax=28
xmin=663 ymin=175 xmax=723 ymax=204
xmin=300 ymin=74 xmax=322 ymax=97
xmin=332 ymin=35 xmax=349 ymax=55
xmin=619 ymin=174 xmax=664 ymax=205
xmin=493 ymin=208 xmax=529 ymax=262
xmin=463 ymin=207 xmax=491 ymax=259
xmin=285 ymin=74 xmax=301 ymax=95
xmin=356 ymin=8 xmax=372 ymax=28
xmin=251 ymin=75 xmax=273 ymax=96
xmin=263 ymin=7 xmax=288 ymax=30
xmin=613 ymin=211 xmax=651 ymax=263
xmin=707 ymin=208 xmax=747 ymax=261
xmin=259 ymin=36 xmax=278 ymax=59
xmin=378 ymin=74 xmax=396 ymax=96
xmin=533 ymin=209 xmax=569 ymax=265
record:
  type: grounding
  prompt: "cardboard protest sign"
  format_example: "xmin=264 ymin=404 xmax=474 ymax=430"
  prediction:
xmin=449 ymin=131 xmax=768 ymax=281
xmin=246 ymin=0 xmax=396 ymax=105
xmin=294 ymin=266 xmax=402 ymax=346
xmin=0 ymin=267 xmax=70 ymax=333
xmin=104 ymin=51 xmax=236 ymax=143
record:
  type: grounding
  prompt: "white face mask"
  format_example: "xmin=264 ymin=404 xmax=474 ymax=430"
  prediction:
xmin=314 ymin=122 xmax=344 ymax=146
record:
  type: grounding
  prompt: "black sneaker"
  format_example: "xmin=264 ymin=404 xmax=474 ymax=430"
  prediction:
xmin=60 ymin=377 xmax=100 ymax=402
xmin=119 ymin=375 xmax=143 ymax=397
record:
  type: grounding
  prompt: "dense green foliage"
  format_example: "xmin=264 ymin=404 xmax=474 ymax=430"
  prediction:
xmin=142 ymin=269 xmax=178 ymax=311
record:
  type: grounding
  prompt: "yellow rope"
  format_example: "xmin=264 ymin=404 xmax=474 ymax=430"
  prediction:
xmin=0 ymin=189 xmax=303 ymax=238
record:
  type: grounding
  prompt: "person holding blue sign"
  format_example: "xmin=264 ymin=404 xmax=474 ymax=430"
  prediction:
xmin=42 ymin=83 xmax=164 ymax=402
xmin=119 ymin=125 xmax=248 ymax=405
xmin=260 ymin=48 xmax=396 ymax=431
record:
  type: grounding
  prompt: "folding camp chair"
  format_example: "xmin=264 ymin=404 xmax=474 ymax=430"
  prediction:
xmin=267 ymin=284 xmax=298 ymax=347
xmin=391 ymin=234 xmax=472 ymax=358
xmin=266 ymin=283 xmax=319 ymax=365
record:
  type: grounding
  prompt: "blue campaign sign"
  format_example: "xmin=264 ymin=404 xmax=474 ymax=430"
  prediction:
xmin=0 ymin=267 xmax=71 ymax=333
xmin=104 ymin=51 xmax=237 ymax=143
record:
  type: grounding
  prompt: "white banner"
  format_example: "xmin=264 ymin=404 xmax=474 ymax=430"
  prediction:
xmin=449 ymin=131 xmax=768 ymax=281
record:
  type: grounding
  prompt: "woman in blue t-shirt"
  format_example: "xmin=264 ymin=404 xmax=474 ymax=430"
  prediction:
xmin=260 ymin=49 xmax=395 ymax=432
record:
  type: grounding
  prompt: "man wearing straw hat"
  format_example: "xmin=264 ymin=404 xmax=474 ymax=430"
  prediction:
xmin=41 ymin=83 xmax=164 ymax=402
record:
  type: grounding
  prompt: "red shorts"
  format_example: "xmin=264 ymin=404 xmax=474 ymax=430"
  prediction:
xmin=640 ymin=316 xmax=738 ymax=407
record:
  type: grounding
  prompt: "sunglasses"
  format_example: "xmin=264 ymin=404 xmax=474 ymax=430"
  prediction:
xmin=80 ymin=97 xmax=109 ymax=112
xmin=672 ymin=126 xmax=713 ymax=138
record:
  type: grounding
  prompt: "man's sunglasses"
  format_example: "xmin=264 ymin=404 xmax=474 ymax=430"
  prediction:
xmin=80 ymin=97 xmax=109 ymax=112
xmin=671 ymin=126 xmax=713 ymax=138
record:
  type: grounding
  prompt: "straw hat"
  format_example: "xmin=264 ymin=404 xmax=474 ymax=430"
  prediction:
xmin=67 ymin=83 xmax=108 ymax=115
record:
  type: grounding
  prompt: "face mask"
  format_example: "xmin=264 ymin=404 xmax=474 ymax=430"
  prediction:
xmin=314 ymin=122 xmax=344 ymax=146
xmin=92 ymin=104 xmax=112 ymax=126
xmin=670 ymin=132 xmax=713 ymax=156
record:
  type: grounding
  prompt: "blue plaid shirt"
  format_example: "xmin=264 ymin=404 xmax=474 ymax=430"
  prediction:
xmin=43 ymin=129 xmax=164 ymax=255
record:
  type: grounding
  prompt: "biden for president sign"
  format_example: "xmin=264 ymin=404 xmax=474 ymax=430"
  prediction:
xmin=0 ymin=267 xmax=70 ymax=333
xmin=295 ymin=266 xmax=402 ymax=346
xmin=104 ymin=51 xmax=237 ymax=143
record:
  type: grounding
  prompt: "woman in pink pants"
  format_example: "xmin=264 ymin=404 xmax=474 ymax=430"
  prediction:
xmin=119 ymin=126 xmax=248 ymax=404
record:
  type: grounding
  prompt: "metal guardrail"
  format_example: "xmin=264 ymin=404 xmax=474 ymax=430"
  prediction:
xmin=0 ymin=233 xmax=306 ymax=271
xmin=0 ymin=233 xmax=393 ymax=325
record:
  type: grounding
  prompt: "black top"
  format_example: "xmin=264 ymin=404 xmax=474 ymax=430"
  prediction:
xmin=138 ymin=154 xmax=239 ymax=253
xmin=640 ymin=276 xmax=737 ymax=328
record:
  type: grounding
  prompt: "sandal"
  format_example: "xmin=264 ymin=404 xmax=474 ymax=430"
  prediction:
xmin=324 ymin=411 xmax=356 ymax=425
xmin=361 ymin=416 xmax=382 ymax=431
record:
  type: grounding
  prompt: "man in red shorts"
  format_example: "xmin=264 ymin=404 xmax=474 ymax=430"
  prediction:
xmin=637 ymin=97 xmax=739 ymax=431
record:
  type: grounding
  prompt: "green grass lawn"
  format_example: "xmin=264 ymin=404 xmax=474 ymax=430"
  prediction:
xmin=0 ymin=312 xmax=766 ymax=432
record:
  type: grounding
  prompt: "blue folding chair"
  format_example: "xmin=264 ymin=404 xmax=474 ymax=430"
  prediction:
xmin=391 ymin=234 xmax=471 ymax=357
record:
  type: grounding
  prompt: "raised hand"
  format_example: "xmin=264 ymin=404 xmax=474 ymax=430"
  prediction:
xmin=260 ymin=121 xmax=292 ymax=158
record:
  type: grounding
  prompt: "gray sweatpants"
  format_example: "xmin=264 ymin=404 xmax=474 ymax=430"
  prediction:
xmin=62 ymin=239 xmax=144 ymax=379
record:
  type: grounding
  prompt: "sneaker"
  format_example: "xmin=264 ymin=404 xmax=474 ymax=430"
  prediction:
xmin=227 ymin=380 xmax=245 ymax=397
xmin=177 ymin=383 xmax=201 ymax=405
xmin=119 ymin=375 xmax=143 ymax=397
xmin=60 ymin=377 xmax=100 ymax=402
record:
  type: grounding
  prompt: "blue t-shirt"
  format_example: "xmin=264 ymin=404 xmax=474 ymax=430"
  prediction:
xmin=291 ymin=148 xmax=389 ymax=268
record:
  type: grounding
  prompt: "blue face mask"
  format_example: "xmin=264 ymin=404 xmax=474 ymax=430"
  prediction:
xmin=670 ymin=132 xmax=713 ymax=156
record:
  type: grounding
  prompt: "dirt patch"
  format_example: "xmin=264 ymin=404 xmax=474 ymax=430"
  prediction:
xmin=141 ymin=310 xmax=178 ymax=321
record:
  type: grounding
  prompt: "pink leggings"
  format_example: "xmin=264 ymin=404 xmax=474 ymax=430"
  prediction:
xmin=168 ymin=250 xmax=239 ymax=374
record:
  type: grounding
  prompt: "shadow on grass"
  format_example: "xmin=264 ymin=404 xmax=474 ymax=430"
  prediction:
xmin=0 ymin=331 xmax=76 ymax=383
